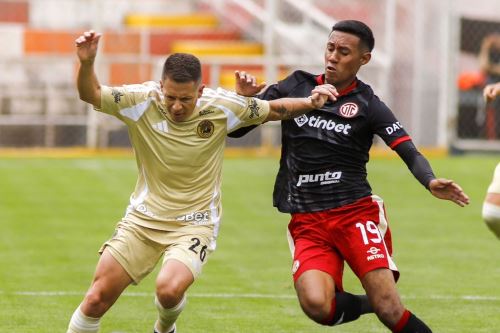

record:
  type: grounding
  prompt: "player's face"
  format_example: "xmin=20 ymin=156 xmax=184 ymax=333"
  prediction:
xmin=161 ymin=78 xmax=204 ymax=122
xmin=324 ymin=31 xmax=371 ymax=90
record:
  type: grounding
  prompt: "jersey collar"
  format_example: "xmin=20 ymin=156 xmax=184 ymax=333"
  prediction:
xmin=316 ymin=74 xmax=358 ymax=97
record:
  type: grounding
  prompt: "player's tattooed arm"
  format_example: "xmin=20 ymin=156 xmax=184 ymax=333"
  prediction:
xmin=269 ymin=102 xmax=294 ymax=120
xmin=265 ymin=84 xmax=338 ymax=121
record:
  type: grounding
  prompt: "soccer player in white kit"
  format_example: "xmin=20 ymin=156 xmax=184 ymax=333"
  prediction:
xmin=67 ymin=30 xmax=337 ymax=333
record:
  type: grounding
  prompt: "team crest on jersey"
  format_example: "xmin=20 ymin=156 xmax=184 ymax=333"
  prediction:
xmin=294 ymin=115 xmax=308 ymax=127
xmin=339 ymin=102 xmax=359 ymax=118
xmin=197 ymin=120 xmax=214 ymax=138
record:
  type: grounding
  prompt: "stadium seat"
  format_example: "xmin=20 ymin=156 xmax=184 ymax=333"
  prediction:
xmin=124 ymin=13 xmax=219 ymax=28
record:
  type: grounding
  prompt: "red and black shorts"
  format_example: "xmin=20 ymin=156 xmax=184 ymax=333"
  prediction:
xmin=287 ymin=195 xmax=399 ymax=291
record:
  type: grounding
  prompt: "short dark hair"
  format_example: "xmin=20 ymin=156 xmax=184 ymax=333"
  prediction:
xmin=162 ymin=53 xmax=202 ymax=83
xmin=331 ymin=20 xmax=375 ymax=52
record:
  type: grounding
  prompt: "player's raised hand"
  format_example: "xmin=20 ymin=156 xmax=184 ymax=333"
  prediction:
xmin=310 ymin=84 xmax=338 ymax=108
xmin=428 ymin=178 xmax=470 ymax=207
xmin=75 ymin=30 xmax=102 ymax=64
xmin=234 ymin=71 xmax=266 ymax=96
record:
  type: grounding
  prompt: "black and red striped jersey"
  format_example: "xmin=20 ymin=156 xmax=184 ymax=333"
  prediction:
xmin=230 ymin=70 xmax=431 ymax=213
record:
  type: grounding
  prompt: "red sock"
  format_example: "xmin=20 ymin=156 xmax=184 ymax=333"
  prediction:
xmin=320 ymin=298 xmax=336 ymax=325
xmin=393 ymin=310 xmax=411 ymax=333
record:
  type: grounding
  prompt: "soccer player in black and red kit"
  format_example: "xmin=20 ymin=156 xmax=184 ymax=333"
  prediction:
xmin=230 ymin=20 xmax=470 ymax=332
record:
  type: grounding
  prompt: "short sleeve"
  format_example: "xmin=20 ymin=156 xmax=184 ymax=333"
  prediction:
xmin=227 ymin=96 xmax=270 ymax=133
xmin=369 ymin=96 xmax=411 ymax=149
xmin=97 ymin=82 xmax=157 ymax=124
xmin=203 ymin=87 xmax=270 ymax=133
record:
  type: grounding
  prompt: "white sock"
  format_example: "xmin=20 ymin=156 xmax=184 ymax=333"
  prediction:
xmin=482 ymin=202 xmax=500 ymax=239
xmin=154 ymin=294 xmax=186 ymax=333
xmin=67 ymin=306 xmax=101 ymax=333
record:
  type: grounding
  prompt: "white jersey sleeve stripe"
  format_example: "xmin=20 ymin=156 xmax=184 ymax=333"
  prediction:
xmin=124 ymin=83 xmax=154 ymax=93
xmin=215 ymin=87 xmax=247 ymax=103
xmin=203 ymin=89 xmax=247 ymax=107
xmin=119 ymin=97 xmax=152 ymax=121
xmin=214 ymin=103 xmax=242 ymax=131
xmin=203 ymin=93 xmax=246 ymax=107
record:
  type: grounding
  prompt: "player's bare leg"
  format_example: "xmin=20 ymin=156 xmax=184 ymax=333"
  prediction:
xmin=294 ymin=269 xmax=372 ymax=326
xmin=362 ymin=268 xmax=431 ymax=332
xmin=154 ymin=259 xmax=194 ymax=333
xmin=67 ymin=248 xmax=133 ymax=333
xmin=361 ymin=268 xmax=404 ymax=326
xmin=295 ymin=270 xmax=335 ymax=321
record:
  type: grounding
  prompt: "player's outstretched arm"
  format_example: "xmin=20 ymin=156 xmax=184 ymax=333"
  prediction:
xmin=75 ymin=30 xmax=102 ymax=108
xmin=428 ymin=178 xmax=470 ymax=207
xmin=483 ymin=82 xmax=500 ymax=103
xmin=264 ymin=84 xmax=338 ymax=121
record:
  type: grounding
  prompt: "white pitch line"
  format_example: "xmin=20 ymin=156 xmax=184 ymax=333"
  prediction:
xmin=0 ymin=291 xmax=498 ymax=301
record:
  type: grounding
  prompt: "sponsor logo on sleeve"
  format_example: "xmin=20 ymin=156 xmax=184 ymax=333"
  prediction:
xmin=197 ymin=120 xmax=215 ymax=138
xmin=111 ymin=89 xmax=124 ymax=103
xmin=248 ymin=98 xmax=261 ymax=119
xmin=339 ymin=102 xmax=359 ymax=118
xmin=385 ymin=122 xmax=403 ymax=135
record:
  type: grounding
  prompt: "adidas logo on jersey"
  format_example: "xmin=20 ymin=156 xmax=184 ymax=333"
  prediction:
xmin=153 ymin=120 xmax=168 ymax=133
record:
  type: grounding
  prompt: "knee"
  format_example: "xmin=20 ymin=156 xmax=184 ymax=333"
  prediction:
xmin=156 ymin=279 xmax=185 ymax=308
xmin=298 ymin=292 xmax=331 ymax=324
xmin=83 ymin=289 xmax=112 ymax=317
xmin=371 ymin=293 xmax=403 ymax=325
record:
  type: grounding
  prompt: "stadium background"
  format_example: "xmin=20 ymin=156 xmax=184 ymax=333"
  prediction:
xmin=0 ymin=0 xmax=498 ymax=152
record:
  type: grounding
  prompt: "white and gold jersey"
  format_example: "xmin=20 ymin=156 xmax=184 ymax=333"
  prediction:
xmin=98 ymin=81 xmax=270 ymax=231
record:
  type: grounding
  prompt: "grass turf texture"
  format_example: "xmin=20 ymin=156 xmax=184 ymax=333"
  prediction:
xmin=0 ymin=155 xmax=498 ymax=332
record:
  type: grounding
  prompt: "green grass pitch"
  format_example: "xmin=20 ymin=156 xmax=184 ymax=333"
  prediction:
xmin=0 ymin=154 xmax=498 ymax=332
